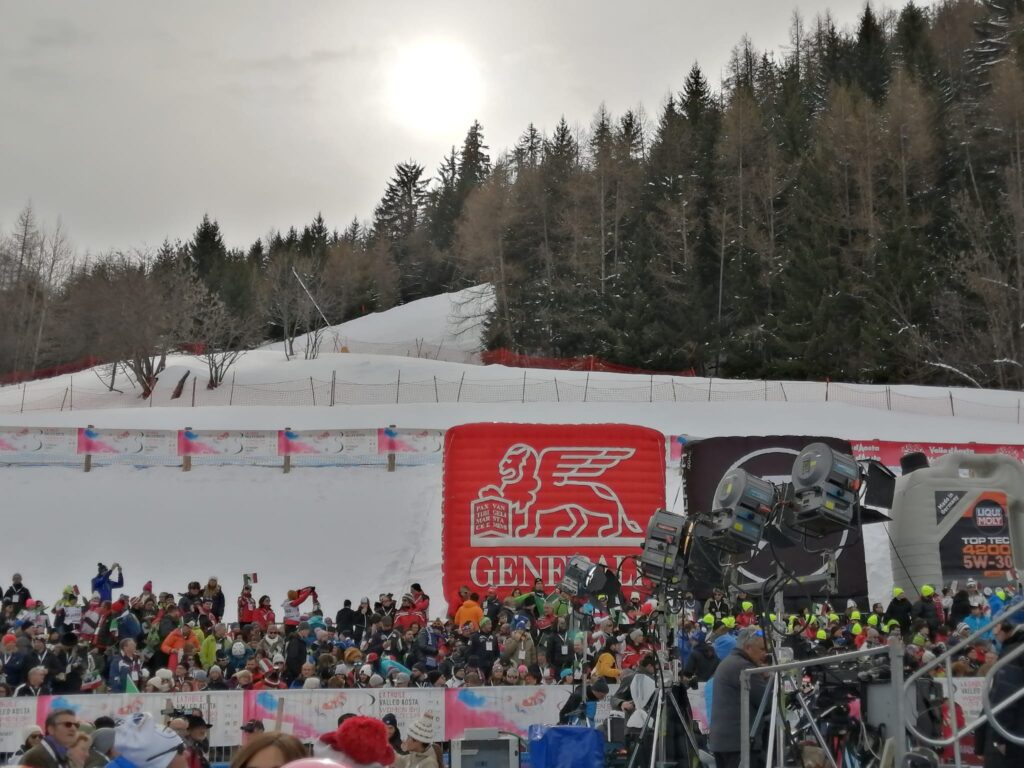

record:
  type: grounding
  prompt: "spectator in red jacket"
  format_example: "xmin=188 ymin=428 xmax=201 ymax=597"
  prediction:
xmin=410 ymin=583 xmax=430 ymax=619
xmin=251 ymin=596 xmax=276 ymax=630
xmin=394 ymin=594 xmax=426 ymax=632
xmin=238 ymin=585 xmax=256 ymax=626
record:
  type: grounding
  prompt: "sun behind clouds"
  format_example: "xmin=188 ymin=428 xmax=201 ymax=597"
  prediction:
xmin=386 ymin=37 xmax=484 ymax=138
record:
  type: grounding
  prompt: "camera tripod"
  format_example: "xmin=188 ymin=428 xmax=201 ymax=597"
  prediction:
xmin=624 ymin=590 xmax=706 ymax=768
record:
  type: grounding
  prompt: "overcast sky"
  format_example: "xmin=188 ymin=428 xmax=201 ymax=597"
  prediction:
xmin=2 ymin=1 xmax=919 ymax=254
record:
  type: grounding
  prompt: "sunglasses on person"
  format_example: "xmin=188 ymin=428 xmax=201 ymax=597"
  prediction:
xmin=147 ymin=743 xmax=186 ymax=762
xmin=55 ymin=721 xmax=80 ymax=730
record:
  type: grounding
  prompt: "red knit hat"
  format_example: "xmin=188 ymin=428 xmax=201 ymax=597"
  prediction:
xmin=319 ymin=717 xmax=395 ymax=767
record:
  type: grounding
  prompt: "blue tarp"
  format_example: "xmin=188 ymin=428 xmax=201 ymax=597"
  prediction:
xmin=537 ymin=726 xmax=604 ymax=768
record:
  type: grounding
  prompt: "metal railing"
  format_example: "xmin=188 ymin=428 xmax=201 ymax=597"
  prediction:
xmin=740 ymin=640 xmax=907 ymax=768
xmin=902 ymin=600 xmax=1024 ymax=766
xmin=982 ymin=639 xmax=1024 ymax=748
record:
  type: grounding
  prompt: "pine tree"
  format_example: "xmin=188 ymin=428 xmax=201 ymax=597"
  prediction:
xmin=188 ymin=214 xmax=227 ymax=281
xmin=457 ymin=121 xmax=491 ymax=196
xmin=427 ymin=148 xmax=460 ymax=251
xmin=854 ymin=4 xmax=890 ymax=102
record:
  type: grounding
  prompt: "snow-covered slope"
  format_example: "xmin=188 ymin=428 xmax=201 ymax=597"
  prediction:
xmin=262 ymin=284 xmax=493 ymax=362
xmin=2 ymin=285 xmax=1023 ymax=616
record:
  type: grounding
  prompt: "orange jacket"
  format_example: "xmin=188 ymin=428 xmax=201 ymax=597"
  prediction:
xmin=161 ymin=628 xmax=200 ymax=657
xmin=453 ymin=599 xmax=483 ymax=630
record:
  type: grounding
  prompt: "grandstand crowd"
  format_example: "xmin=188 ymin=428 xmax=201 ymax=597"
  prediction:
xmin=2 ymin=564 xmax=1022 ymax=700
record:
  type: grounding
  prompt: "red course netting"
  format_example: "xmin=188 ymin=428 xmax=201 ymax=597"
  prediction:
xmin=0 ymin=356 xmax=104 ymax=386
xmin=481 ymin=348 xmax=696 ymax=377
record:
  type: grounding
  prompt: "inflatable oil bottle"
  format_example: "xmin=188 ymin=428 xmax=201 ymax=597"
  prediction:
xmin=888 ymin=452 xmax=1024 ymax=593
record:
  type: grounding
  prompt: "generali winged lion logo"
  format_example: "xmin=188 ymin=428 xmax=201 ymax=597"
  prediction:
xmin=470 ymin=444 xmax=644 ymax=547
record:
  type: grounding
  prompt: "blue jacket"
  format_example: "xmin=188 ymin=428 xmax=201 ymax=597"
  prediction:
xmin=91 ymin=568 xmax=124 ymax=602
xmin=989 ymin=594 xmax=1007 ymax=616
xmin=964 ymin=613 xmax=991 ymax=640
xmin=107 ymin=652 xmax=143 ymax=692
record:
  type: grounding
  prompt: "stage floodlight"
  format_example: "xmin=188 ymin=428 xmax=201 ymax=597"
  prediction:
xmin=639 ymin=509 xmax=690 ymax=588
xmin=708 ymin=469 xmax=775 ymax=553
xmin=558 ymin=555 xmax=608 ymax=597
xmin=789 ymin=442 xmax=862 ymax=535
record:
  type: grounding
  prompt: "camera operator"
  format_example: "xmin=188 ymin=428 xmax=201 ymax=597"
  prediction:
xmin=610 ymin=654 xmax=658 ymax=757
xmin=709 ymin=626 xmax=769 ymax=768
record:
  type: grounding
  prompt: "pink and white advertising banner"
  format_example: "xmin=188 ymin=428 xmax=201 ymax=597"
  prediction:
xmin=0 ymin=427 xmax=77 ymax=454
xmin=177 ymin=429 xmax=279 ymax=457
xmin=77 ymin=427 xmax=178 ymax=456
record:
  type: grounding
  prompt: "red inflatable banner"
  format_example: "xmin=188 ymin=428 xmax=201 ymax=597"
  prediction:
xmin=442 ymin=423 xmax=666 ymax=600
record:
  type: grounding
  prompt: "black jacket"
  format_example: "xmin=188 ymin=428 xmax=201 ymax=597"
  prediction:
xmin=948 ymin=591 xmax=972 ymax=629
xmin=283 ymin=634 xmax=307 ymax=683
xmin=885 ymin=596 xmax=914 ymax=634
xmin=29 ymin=649 xmax=62 ymax=680
xmin=911 ymin=598 xmax=940 ymax=633
xmin=468 ymin=630 xmax=500 ymax=670
xmin=3 ymin=583 xmax=31 ymax=608
xmin=682 ymin=642 xmax=719 ymax=683
xmin=335 ymin=607 xmax=357 ymax=636
xmin=0 ymin=649 xmax=29 ymax=688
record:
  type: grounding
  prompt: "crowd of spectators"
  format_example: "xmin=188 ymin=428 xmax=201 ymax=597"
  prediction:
xmin=3 ymin=567 xmax=1024 ymax=701
xmin=5 ymin=565 xmax=1024 ymax=764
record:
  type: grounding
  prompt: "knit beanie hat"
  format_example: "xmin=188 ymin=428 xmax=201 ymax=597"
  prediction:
xmin=406 ymin=712 xmax=438 ymax=745
xmin=319 ymin=715 xmax=395 ymax=767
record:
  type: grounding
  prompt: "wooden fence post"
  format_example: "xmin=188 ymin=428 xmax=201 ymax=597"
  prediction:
xmin=387 ymin=424 xmax=396 ymax=472
xmin=182 ymin=426 xmax=192 ymax=472
xmin=83 ymin=424 xmax=93 ymax=473
xmin=191 ymin=377 xmax=197 ymax=407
